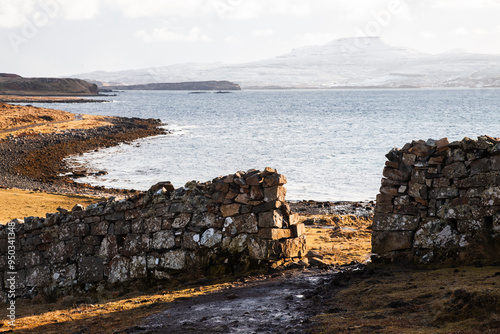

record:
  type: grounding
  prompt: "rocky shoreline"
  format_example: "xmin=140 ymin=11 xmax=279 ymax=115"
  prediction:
xmin=0 ymin=117 xmax=166 ymax=197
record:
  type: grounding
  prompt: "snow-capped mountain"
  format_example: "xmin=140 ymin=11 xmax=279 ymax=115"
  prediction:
xmin=72 ymin=37 xmax=500 ymax=89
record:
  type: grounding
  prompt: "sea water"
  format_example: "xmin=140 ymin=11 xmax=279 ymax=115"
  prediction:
xmin=31 ymin=89 xmax=500 ymax=201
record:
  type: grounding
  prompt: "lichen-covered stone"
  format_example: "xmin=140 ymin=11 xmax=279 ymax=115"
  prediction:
xmin=160 ymin=250 xmax=187 ymax=270
xmin=200 ymin=228 xmax=223 ymax=248
xmin=130 ymin=256 xmax=147 ymax=278
xmin=108 ymin=255 xmax=130 ymax=283
xmin=413 ymin=220 xmax=460 ymax=249
xmin=372 ymin=213 xmax=420 ymax=231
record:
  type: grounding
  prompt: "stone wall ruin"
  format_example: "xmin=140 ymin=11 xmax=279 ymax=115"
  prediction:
xmin=372 ymin=136 xmax=500 ymax=264
xmin=0 ymin=168 xmax=306 ymax=300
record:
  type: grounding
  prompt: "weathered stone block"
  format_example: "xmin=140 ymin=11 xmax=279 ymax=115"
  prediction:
xmin=258 ymin=228 xmax=292 ymax=240
xmin=226 ymin=234 xmax=248 ymax=253
xmin=252 ymin=200 xmax=282 ymax=214
xmin=282 ymin=235 xmax=306 ymax=258
xmin=99 ymin=235 xmax=118 ymax=259
xmin=263 ymin=173 xmax=287 ymax=187
xmin=402 ymin=153 xmax=416 ymax=166
xmin=48 ymin=241 xmax=67 ymax=263
xmin=291 ymin=223 xmax=305 ymax=237
xmin=91 ymin=221 xmax=109 ymax=236
xmin=220 ymin=203 xmax=241 ymax=217
xmin=258 ymin=210 xmax=283 ymax=228
xmin=78 ymin=257 xmax=104 ymax=283
xmin=108 ymin=255 xmax=130 ymax=283
xmin=376 ymin=193 xmax=394 ymax=205
xmin=457 ymin=219 xmax=484 ymax=233
xmin=408 ymin=182 xmax=428 ymax=199
xmin=123 ymin=234 xmax=150 ymax=256
xmin=442 ymin=162 xmax=467 ymax=179
xmin=232 ymin=213 xmax=258 ymax=234
xmin=375 ymin=204 xmax=393 ymax=213
xmin=393 ymin=205 xmax=419 ymax=216
xmin=263 ymin=186 xmax=287 ymax=202
xmin=470 ymin=158 xmax=490 ymax=176
xmin=144 ymin=217 xmax=162 ymax=233
xmin=152 ymin=230 xmax=176 ymax=250
xmin=372 ymin=213 xmax=420 ymax=231
xmin=288 ymin=213 xmax=299 ymax=225
xmin=24 ymin=251 xmax=42 ymax=268
xmin=200 ymin=228 xmax=223 ymax=247
xmin=235 ymin=193 xmax=250 ymax=204
xmin=492 ymin=156 xmax=500 ymax=171
xmin=481 ymin=187 xmax=500 ymax=206
xmin=429 ymin=186 xmax=459 ymax=200
xmin=413 ymin=219 xmax=460 ymax=249
xmin=189 ymin=212 xmax=216 ymax=230
xmin=455 ymin=173 xmax=494 ymax=188
xmin=160 ymin=250 xmax=187 ymax=270
xmin=59 ymin=224 xmax=74 ymax=241
xmin=130 ymin=256 xmax=147 ymax=279
xmin=114 ymin=221 xmax=131 ymax=234
xmin=248 ymin=237 xmax=277 ymax=260
xmin=380 ymin=187 xmax=398 ymax=196
xmin=383 ymin=167 xmax=410 ymax=181
xmin=433 ymin=178 xmax=450 ymax=188
xmin=371 ymin=231 xmax=413 ymax=254
xmin=437 ymin=205 xmax=473 ymax=220
xmin=246 ymin=174 xmax=263 ymax=186
xmin=182 ymin=232 xmax=200 ymax=250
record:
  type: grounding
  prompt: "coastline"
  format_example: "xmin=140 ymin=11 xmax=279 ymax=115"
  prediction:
xmin=0 ymin=104 xmax=166 ymax=198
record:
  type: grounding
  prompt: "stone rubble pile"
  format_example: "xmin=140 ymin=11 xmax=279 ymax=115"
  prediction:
xmin=0 ymin=168 xmax=306 ymax=300
xmin=373 ymin=136 xmax=500 ymax=263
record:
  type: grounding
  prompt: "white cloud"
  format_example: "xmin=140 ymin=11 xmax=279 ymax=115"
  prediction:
xmin=251 ymin=29 xmax=274 ymax=37
xmin=60 ymin=0 xmax=101 ymax=20
xmin=452 ymin=27 xmax=496 ymax=36
xmin=136 ymin=26 xmax=213 ymax=43
xmin=224 ymin=36 xmax=241 ymax=44
xmin=0 ymin=0 xmax=37 ymax=28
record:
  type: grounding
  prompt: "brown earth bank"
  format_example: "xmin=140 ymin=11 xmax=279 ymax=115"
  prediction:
xmin=0 ymin=95 xmax=110 ymax=103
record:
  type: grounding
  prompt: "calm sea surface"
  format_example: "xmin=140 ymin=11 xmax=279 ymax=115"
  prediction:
xmin=29 ymin=89 xmax=500 ymax=201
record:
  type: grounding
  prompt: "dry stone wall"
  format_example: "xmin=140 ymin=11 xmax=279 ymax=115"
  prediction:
xmin=0 ymin=168 xmax=306 ymax=300
xmin=373 ymin=136 xmax=500 ymax=264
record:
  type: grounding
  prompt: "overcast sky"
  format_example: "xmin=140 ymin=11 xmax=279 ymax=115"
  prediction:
xmin=2 ymin=0 xmax=500 ymax=77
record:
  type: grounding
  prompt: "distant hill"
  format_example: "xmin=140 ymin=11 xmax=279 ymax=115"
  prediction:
xmin=72 ymin=37 xmax=500 ymax=89
xmin=105 ymin=80 xmax=240 ymax=91
xmin=0 ymin=74 xmax=99 ymax=96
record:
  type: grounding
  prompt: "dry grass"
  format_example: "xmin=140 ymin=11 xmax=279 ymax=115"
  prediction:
xmin=0 ymin=189 xmax=103 ymax=224
xmin=310 ymin=265 xmax=500 ymax=333
xmin=0 ymin=102 xmax=115 ymax=139
xmin=301 ymin=214 xmax=373 ymax=265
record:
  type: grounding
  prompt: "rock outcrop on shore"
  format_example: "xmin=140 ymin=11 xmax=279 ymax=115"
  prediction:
xmin=104 ymin=80 xmax=241 ymax=91
xmin=0 ymin=73 xmax=99 ymax=96
xmin=0 ymin=117 xmax=165 ymax=196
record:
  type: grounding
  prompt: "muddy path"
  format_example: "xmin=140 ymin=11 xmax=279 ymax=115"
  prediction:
xmin=124 ymin=268 xmax=341 ymax=334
